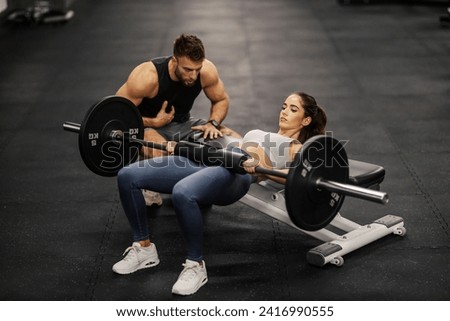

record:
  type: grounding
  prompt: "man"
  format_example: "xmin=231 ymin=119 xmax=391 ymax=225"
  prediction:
xmin=116 ymin=33 xmax=229 ymax=158
xmin=116 ymin=34 xmax=232 ymax=206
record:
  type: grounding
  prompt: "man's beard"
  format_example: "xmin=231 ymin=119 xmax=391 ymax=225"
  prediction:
xmin=175 ymin=67 xmax=195 ymax=87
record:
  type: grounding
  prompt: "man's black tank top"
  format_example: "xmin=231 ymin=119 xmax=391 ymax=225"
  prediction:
xmin=137 ymin=56 xmax=202 ymax=123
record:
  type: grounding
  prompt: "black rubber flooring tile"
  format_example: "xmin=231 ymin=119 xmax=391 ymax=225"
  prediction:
xmin=0 ymin=201 xmax=116 ymax=300
xmin=0 ymin=201 xmax=116 ymax=257
xmin=344 ymin=56 xmax=450 ymax=77
xmin=0 ymin=132 xmax=117 ymax=203
xmin=386 ymin=120 xmax=450 ymax=154
xmin=338 ymin=36 xmax=429 ymax=58
xmin=356 ymin=73 xmax=449 ymax=96
xmin=253 ymin=74 xmax=363 ymax=103
xmin=369 ymin=94 xmax=450 ymax=122
xmin=250 ymin=54 xmax=348 ymax=78
xmin=270 ymin=55 xmax=351 ymax=78
xmin=369 ymin=159 xmax=423 ymax=197
xmin=0 ymin=256 xmax=96 ymax=300
xmin=405 ymin=154 xmax=450 ymax=196
xmin=341 ymin=195 xmax=449 ymax=246
xmin=219 ymin=76 xmax=254 ymax=101
xmin=329 ymin=127 xmax=397 ymax=156
xmin=317 ymin=95 xmax=378 ymax=120
xmin=283 ymin=247 xmax=450 ymax=300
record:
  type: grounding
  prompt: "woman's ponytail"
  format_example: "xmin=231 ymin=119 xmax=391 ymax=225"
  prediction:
xmin=295 ymin=92 xmax=327 ymax=144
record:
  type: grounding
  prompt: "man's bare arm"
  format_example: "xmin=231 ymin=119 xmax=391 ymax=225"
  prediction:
xmin=116 ymin=62 xmax=172 ymax=128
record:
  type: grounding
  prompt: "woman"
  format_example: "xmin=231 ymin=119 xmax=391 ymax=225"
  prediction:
xmin=113 ymin=91 xmax=326 ymax=296
xmin=241 ymin=92 xmax=326 ymax=183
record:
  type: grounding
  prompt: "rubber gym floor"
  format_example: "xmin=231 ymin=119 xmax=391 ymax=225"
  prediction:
xmin=0 ymin=0 xmax=449 ymax=301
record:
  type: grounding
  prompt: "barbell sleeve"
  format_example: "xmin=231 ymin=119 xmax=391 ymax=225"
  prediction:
xmin=255 ymin=167 xmax=388 ymax=205
xmin=316 ymin=177 xmax=389 ymax=205
xmin=63 ymin=122 xmax=81 ymax=133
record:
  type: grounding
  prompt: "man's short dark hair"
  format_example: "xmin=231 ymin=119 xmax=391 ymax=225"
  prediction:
xmin=173 ymin=34 xmax=205 ymax=62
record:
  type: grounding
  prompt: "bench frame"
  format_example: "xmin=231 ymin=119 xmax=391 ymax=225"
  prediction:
xmin=239 ymin=160 xmax=406 ymax=267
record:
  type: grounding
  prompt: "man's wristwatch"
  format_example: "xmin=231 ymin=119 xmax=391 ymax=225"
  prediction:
xmin=208 ymin=119 xmax=220 ymax=129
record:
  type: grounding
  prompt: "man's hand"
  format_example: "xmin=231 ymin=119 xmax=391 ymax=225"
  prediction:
xmin=164 ymin=141 xmax=177 ymax=155
xmin=151 ymin=101 xmax=175 ymax=128
xmin=191 ymin=122 xmax=224 ymax=139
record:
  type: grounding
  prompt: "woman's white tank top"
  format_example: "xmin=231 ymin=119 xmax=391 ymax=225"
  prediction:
xmin=242 ymin=129 xmax=298 ymax=169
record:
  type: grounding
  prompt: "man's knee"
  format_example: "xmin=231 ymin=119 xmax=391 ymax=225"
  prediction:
xmin=117 ymin=166 xmax=134 ymax=189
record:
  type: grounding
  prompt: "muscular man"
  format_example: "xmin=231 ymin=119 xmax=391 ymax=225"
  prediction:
xmin=116 ymin=33 xmax=230 ymax=159
xmin=116 ymin=34 xmax=233 ymax=206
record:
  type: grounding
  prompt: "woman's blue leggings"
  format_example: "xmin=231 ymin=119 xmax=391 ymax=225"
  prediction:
xmin=117 ymin=155 xmax=252 ymax=261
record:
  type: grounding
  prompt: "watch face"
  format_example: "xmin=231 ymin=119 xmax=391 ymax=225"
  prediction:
xmin=210 ymin=120 xmax=219 ymax=128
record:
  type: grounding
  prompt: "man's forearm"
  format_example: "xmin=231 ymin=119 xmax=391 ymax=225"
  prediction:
xmin=143 ymin=117 xmax=158 ymax=128
xmin=209 ymin=99 xmax=229 ymax=124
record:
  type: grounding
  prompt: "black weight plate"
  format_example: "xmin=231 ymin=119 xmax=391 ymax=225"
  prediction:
xmin=285 ymin=135 xmax=349 ymax=231
xmin=78 ymin=96 xmax=144 ymax=177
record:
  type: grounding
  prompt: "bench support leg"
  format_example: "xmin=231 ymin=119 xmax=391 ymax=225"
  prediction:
xmin=307 ymin=215 xmax=405 ymax=267
xmin=239 ymin=183 xmax=406 ymax=267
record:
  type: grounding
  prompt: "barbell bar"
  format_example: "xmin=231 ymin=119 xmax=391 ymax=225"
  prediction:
xmin=63 ymin=96 xmax=388 ymax=231
xmin=65 ymin=121 xmax=388 ymax=205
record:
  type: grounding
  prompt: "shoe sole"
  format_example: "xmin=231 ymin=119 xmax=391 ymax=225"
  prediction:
xmin=172 ymin=276 xmax=208 ymax=296
xmin=113 ymin=258 xmax=160 ymax=275
xmin=145 ymin=202 xmax=163 ymax=207
xmin=144 ymin=199 xmax=163 ymax=207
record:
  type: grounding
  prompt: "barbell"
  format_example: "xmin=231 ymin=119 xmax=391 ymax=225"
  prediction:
xmin=63 ymin=96 xmax=388 ymax=231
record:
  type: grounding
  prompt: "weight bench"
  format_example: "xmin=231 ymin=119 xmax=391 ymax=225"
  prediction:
xmin=239 ymin=159 xmax=406 ymax=267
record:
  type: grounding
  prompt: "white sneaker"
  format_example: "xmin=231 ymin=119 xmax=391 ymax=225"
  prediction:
xmin=112 ymin=242 xmax=160 ymax=274
xmin=172 ymin=259 xmax=208 ymax=296
xmin=142 ymin=190 xmax=163 ymax=207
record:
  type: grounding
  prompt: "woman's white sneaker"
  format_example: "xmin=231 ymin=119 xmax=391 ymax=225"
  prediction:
xmin=112 ymin=242 xmax=160 ymax=274
xmin=172 ymin=259 xmax=208 ymax=296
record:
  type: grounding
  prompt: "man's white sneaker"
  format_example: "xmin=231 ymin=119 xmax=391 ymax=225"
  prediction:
xmin=142 ymin=190 xmax=163 ymax=207
xmin=112 ymin=242 xmax=160 ymax=274
xmin=172 ymin=259 xmax=208 ymax=296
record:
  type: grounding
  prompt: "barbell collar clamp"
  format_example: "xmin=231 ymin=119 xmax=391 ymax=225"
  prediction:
xmin=110 ymin=129 xmax=124 ymax=141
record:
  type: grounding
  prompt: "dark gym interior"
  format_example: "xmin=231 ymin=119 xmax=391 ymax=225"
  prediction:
xmin=0 ymin=0 xmax=449 ymax=301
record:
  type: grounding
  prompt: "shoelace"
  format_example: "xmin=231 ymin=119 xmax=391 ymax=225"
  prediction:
xmin=122 ymin=245 xmax=139 ymax=262
xmin=179 ymin=264 xmax=199 ymax=281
